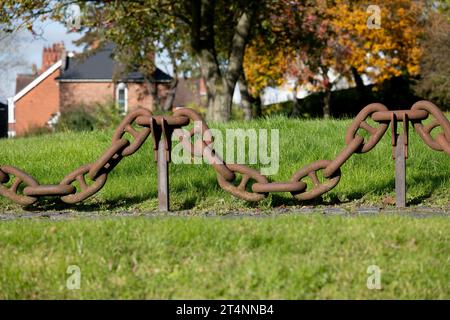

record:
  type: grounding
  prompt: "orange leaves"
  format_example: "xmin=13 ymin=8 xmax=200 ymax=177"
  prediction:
xmin=243 ymin=39 xmax=294 ymax=96
xmin=243 ymin=0 xmax=425 ymax=98
xmin=329 ymin=0 xmax=424 ymax=83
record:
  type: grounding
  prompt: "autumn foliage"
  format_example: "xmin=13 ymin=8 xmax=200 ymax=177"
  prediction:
xmin=243 ymin=0 xmax=426 ymax=114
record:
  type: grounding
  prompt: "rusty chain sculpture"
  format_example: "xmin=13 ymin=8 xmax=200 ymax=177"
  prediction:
xmin=0 ymin=100 xmax=449 ymax=207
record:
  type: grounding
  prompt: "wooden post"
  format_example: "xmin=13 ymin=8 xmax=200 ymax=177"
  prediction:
xmin=157 ymin=138 xmax=169 ymax=211
xmin=395 ymin=134 xmax=406 ymax=208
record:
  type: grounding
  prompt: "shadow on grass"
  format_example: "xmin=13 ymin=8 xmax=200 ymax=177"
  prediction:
xmin=21 ymin=172 xmax=449 ymax=212
xmin=268 ymin=172 xmax=449 ymax=207
xmin=24 ymin=193 xmax=156 ymax=213
xmin=405 ymin=173 xmax=449 ymax=205
xmin=22 ymin=176 xmax=220 ymax=212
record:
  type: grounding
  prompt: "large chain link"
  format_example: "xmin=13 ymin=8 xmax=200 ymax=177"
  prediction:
xmin=112 ymin=108 xmax=153 ymax=157
xmin=217 ymin=164 xmax=268 ymax=202
xmin=345 ymin=103 xmax=389 ymax=153
xmin=291 ymin=160 xmax=341 ymax=201
xmin=60 ymin=164 xmax=108 ymax=204
xmin=0 ymin=165 xmax=39 ymax=206
xmin=411 ymin=101 xmax=450 ymax=156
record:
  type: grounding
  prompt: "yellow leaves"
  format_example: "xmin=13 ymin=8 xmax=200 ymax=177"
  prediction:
xmin=244 ymin=0 xmax=424 ymax=96
xmin=407 ymin=63 xmax=420 ymax=76
xmin=327 ymin=0 xmax=424 ymax=84
xmin=244 ymin=38 xmax=293 ymax=96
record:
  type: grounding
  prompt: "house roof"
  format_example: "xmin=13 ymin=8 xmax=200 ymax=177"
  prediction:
xmin=15 ymin=74 xmax=38 ymax=94
xmin=57 ymin=45 xmax=172 ymax=83
xmin=13 ymin=60 xmax=62 ymax=103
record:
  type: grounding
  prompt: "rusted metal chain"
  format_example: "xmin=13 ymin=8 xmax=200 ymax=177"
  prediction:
xmin=0 ymin=101 xmax=448 ymax=207
xmin=24 ymin=185 xmax=75 ymax=197
xmin=252 ymin=181 xmax=307 ymax=194
xmin=0 ymin=166 xmax=39 ymax=206
xmin=112 ymin=108 xmax=153 ymax=157
xmin=371 ymin=109 xmax=428 ymax=122
xmin=345 ymin=103 xmax=389 ymax=153
xmin=216 ymin=164 xmax=268 ymax=202
xmin=323 ymin=136 xmax=364 ymax=178
xmin=411 ymin=101 xmax=450 ymax=156
xmin=88 ymin=138 xmax=130 ymax=180
xmin=0 ymin=168 xmax=8 ymax=184
xmin=290 ymin=160 xmax=341 ymax=201
xmin=60 ymin=164 xmax=108 ymax=204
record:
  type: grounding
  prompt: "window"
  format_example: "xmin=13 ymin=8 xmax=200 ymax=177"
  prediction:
xmin=116 ymin=82 xmax=128 ymax=114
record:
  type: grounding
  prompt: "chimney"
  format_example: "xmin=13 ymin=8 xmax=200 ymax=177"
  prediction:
xmin=40 ymin=42 xmax=65 ymax=73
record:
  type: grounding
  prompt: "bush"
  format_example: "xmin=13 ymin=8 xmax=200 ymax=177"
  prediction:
xmin=22 ymin=125 xmax=53 ymax=137
xmin=55 ymin=102 xmax=124 ymax=132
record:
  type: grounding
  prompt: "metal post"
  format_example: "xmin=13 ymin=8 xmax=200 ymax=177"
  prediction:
xmin=395 ymin=134 xmax=406 ymax=208
xmin=157 ymin=138 xmax=169 ymax=211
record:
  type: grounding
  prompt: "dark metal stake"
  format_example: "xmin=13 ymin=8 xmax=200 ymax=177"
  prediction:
xmin=395 ymin=134 xmax=406 ymax=208
xmin=157 ymin=138 xmax=169 ymax=211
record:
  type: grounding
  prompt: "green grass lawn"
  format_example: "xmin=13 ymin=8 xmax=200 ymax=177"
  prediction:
xmin=0 ymin=116 xmax=449 ymax=212
xmin=0 ymin=215 xmax=448 ymax=299
xmin=0 ymin=116 xmax=448 ymax=299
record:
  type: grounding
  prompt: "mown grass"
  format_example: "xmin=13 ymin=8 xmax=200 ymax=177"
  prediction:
xmin=0 ymin=115 xmax=448 ymax=212
xmin=0 ymin=215 xmax=448 ymax=299
xmin=0 ymin=116 xmax=449 ymax=299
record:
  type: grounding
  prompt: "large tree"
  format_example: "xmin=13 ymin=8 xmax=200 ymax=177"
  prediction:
xmin=413 ymin=8 xmax=450 ymax=108
xmin=243 ymin=0 xmax=425 ymax=117
xmin=0 ymin=27 xmax=28 ymax=97
xmin=1 ymin=0 xmax=265 ymax=121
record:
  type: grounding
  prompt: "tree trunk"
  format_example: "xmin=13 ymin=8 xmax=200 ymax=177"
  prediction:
xmin=253 ymin=95 xmax=262 ymax=117
xmin=162 ymin=78 xmax=178 ymax=112
xmin=145 ymin=77 xmax=160 ymax=111
xmin=351 ymin=67 xmax=366 ymax=103
xmin=291 ymin=83 xmax=301 ymax=117
xmin=190 ymin=0 xmax=254 ymax=122
xmin=239 ymin=73 xmax=253 ymax=120
xmin=208 ymin=86 xmax=233 ymax=121
xmin=323 ymin=88 xmax=332 ymax=119
xmin=321 ymin=69 xmax=332 ymax=118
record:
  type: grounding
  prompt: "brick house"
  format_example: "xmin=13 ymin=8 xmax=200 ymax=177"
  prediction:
xmin=8 ymin=43 xmax=172 ymax=136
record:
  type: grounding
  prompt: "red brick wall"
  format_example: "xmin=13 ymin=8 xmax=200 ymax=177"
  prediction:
xmin=127 ymin=83 xmax=154 ymax=110
xmin=14 ymin=68 xmax=61 ymax=135
xmin=60 ymin=82 xmax=170 ymax=112
xmin=59 ymin=82 xmax=115 ymax=111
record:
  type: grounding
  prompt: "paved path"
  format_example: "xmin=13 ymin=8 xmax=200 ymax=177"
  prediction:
xmin=0 ymin=206 xmax=449 ymax=221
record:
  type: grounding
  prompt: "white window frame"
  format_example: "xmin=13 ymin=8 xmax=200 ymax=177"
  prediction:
xmin=7 ymin=98 xmax=16 ymax=137
xmin=116 ymin=82 xmax=128 ymax=114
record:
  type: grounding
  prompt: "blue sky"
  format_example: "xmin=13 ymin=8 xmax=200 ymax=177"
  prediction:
xmin=25 ymin=21 xmax=83 ymax=68
xmin=0 ymin=21 xmax=82 ymax=98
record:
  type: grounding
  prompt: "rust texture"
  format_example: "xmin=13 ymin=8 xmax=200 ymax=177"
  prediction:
xmin=0 ymin=100 xmax=449 ymax=207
